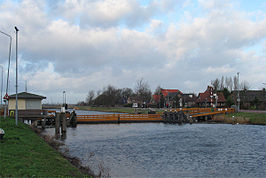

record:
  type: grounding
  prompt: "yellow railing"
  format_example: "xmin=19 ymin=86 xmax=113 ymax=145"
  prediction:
xmin=77 ymin=114 xmax=162 ymax=122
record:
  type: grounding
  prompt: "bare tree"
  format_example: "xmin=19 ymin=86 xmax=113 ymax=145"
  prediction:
xmin=211 ymin=78 xmax=220 ymax=91
xmin=240 ymin=81 xmax=250 ymax=90
xmin=233 ymin=75 xmax=238 ymax=91
xmin=121 ymin=88 xmax=133 ymax=103
xmin=220 ymin=76 xmax=224 ymax=90
xmin=229 ymin=77 xmax=233 ymax=91
xmin=134 ymin=78 xmax=152 ymax=103
xmin=225 ymin=76 xmax=233 ymax=92
xmin=86 ymin=90 xmax=95 ymax=105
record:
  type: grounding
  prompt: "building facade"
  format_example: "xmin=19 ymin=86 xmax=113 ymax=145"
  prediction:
xmin=8 ymin=92 xmax=46 ymax=111
xmin=197 ymin=86 xmax=225 ymax=107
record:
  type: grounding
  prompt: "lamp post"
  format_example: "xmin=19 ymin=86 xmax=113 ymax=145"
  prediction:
xmin=0 ymin=30 xmax=12 ymax=119
xmin=63 ymin=91 xmax=65 ymax=106
xmin=237 ymin=72 xmax=240 ymax=112
xmin=0 ymin=65 xmax=3 ymax=105
xmin=15 ymin=26 xmax=19 ymax=126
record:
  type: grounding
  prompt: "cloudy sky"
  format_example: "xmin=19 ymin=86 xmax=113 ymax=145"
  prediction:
xmin=0 ymin=0 xmax=266 ymax=104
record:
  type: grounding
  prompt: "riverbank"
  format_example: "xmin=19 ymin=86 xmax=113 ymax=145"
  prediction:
xmin=0 ymin=117 xmax=91 ymax=177
xmin=76 ymin=106 xmax=266 ymax=125
xmin=76 ymin=106 xmax=152 ymax=114
xmin=212 ymin=112 xmax=266 ymax=125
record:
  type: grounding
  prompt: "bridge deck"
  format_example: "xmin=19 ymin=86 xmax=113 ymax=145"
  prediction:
xmin=77 ymin=114 xmax=163 ymax=123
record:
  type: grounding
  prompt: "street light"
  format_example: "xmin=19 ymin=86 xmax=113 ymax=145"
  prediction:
xmin=0 ymin=65 xmax=3 ymax=105
xmin=15 ymin=26 xmax=19 ymax=126
xmin=0 ymin=30 xmax=12 ymax=119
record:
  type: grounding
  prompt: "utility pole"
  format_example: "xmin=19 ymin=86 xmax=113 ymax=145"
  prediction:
xmin=15 ymin=26 xmax=19 ymax=126
xmin=0 ymin=30 xmax=12 ymax=120
xmin=237 ymin=72 xmax=240 ymax=112
xmin=0 ymin=65 xmax=3 ymax=105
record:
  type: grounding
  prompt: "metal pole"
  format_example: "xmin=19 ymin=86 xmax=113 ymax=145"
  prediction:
xmin=237 ymin=72 xmax=240 ymax=112
xmin=15 ymin=26 xmax=19 ymax=125
xmin=0 ymin=30 xmax=12 ymax=119
xmin=63 ymin=91 xmax=65 ymax=106
xmin=65 ymin=91 xmax=66 ymax=106
xmin=0 ymin=65 xmax=3 ymax=105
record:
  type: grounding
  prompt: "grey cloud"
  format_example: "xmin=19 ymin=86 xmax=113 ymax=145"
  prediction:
xmin=1 ymin=0 xmax=266 ymax=103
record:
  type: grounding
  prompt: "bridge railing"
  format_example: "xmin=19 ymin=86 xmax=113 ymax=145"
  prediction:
xmin=77 ymin=114 xmax=162 ymax=121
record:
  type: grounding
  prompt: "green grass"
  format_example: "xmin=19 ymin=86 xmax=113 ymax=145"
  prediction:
xmin=227 ymin=112 xmax=266 ymax=125
xmin=0 ymin=117 xmax=88 ymax=177
xmin=76 ymin=106 xmax=151 ymax=114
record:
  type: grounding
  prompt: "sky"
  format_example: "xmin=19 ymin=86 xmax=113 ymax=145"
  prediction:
xmin=0 ymin=0 xmax=266 ymax=104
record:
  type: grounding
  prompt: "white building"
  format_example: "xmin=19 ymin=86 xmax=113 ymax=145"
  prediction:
xmin=8 ymin=92 xmax=46 ymax=112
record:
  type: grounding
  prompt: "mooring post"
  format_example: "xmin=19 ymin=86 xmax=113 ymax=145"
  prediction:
xmin=55 ymin=113 xmax=60 ymax=136
xmin=70 ymin=111 xmax=77 ymax=127
xmin=117 ymin=115 xmax=120 ymax=124
xmin=61 ymin=113 xmax=67 ymax=135
xmin=41 ymin=118 xmax=46 ymax=130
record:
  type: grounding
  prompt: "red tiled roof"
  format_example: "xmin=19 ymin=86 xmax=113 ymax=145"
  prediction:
xmin=153 ymin=89 xmax=182 ymax=102
xmin=197 ymin=86 xmax=225 ymax=103
xmin=161 ymin=89 xmax=183 ymax=97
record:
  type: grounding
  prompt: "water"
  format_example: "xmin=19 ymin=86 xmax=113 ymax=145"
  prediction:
xmin=43 ymin=112 xmax=266 ymax=177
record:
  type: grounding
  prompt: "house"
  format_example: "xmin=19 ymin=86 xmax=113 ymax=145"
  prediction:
xmin=8 ymin=92 xmax=46 ymax=115
xmin=181 ymin=93 xmax=197 ymax=108
xmin=153 ymin=89 xmax=183 ymax=108
xmin=197 ymin=86 xmax=225 ymax=107
xmin=232 ymin=89 xmax=266 ymax=110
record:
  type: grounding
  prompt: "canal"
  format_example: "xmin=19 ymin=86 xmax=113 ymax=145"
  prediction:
xmin=43 ymin=110 xmax=266 ymax=177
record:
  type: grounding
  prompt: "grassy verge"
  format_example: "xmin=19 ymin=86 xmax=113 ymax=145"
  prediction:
xmin=213 ymin=112 xmax=266 ymax=125
xmin=0 ymin=117 xmax=89 ymax=177
xmin=76 ymin=106 xmax=151 ymax=114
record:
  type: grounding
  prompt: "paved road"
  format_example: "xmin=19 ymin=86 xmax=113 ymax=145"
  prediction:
xmin=240 ymin=110 xmax=266 ymax=114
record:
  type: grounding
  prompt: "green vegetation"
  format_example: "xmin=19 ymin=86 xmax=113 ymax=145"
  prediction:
xmin=228 ymin=112 xmax=266 ymax=125
xmin=214 ymin=112 xmax=266 ymax=125
xmin=0 ymin=117 xmax=88 ymax=177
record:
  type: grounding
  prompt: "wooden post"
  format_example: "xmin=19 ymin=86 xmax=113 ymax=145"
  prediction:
xmin=55 ymin=113 xmax=60 ymax=136
xmin=70 ymin=111 xmax=77 ymax=127
xmin=41 ymin=117 xmax=46 ymax=129
xmin=61 ymin=113 xmax=67 ymax=134
xmin=117 ymin=115 xmax=120 ymax=124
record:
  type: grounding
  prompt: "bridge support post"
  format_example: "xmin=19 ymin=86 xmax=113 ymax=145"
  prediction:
xmin=55 ymin=113 xmax=60 ymax=136
xmin=61 ymin=113 xmax=67 ymax=134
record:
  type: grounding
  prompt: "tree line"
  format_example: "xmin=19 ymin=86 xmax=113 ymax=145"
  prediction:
xmin=211 ymin=75 xmax=250 ymax=107
xmin=77 ymin=79 xmax=152 ymax=107
xmin=211 ymin=75 xmax=250 ymax=92
xmin=77 ymin=75 xmax=251 ymax=107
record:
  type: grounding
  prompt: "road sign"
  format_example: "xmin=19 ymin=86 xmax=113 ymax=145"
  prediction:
xmin=3 ymin=93 xmax=9 ymax=100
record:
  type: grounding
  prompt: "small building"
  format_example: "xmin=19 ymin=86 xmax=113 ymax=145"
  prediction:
xmin=197 ymin=86 xmax=225 ymax=107
xmin=8 ymin=92 xmax=46 ymax=113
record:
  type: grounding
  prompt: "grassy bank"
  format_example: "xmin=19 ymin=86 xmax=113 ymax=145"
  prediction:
xmin=0 ymin=117 xmax=88 ymax=177
xmin=213 ymin=112 xmax=266 ymax=125
xmin=76 ymin=106 xmax=151 ymax=114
